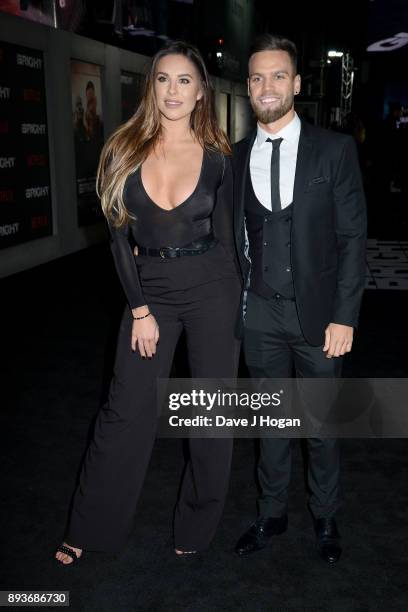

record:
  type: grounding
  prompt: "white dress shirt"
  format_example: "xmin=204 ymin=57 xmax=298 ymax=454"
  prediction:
xmin=249 ymin=112 xmax=301 ymax=210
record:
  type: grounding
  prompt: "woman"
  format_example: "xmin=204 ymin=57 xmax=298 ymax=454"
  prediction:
xmin=55 ymin=41 xmax=242 ymax=564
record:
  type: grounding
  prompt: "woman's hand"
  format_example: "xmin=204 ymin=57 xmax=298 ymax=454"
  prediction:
xmin=131 ymin=306 xmax=159 ymax=358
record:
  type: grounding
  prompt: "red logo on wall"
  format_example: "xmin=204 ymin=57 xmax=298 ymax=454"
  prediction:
xmin=23 ymin=88 xmax=41 ymax=102
xmin=31 ymin=214 xmax=48 ymax=230
xmin=0 ymin=189 xmax=14 ymax=202
xmin=27 ymin=154 xmax=47 ymax=167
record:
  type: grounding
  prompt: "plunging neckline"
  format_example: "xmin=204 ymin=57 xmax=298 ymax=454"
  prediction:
xmin=139 ymin=150 xmax=205 ymax=212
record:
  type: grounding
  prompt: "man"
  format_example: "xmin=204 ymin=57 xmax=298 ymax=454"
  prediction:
xmin=84 ymin=81 xmax=103 ymax=141
xmin=233 ymin=34 xmax=367 ymax=563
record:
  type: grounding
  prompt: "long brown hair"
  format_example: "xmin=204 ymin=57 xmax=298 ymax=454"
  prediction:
xmin=97 ymin=41 xmax=231 ymax=227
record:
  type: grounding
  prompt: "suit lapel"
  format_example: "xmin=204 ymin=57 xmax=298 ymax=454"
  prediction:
xmin=234 ymin=131 xmax=256 ymax=238
xmin=293 ymin=120 xmax=315 ymax=206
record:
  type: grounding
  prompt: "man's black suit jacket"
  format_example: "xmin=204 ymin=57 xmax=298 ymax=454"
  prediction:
xmin=232 ymin=119 xmax=367 ymax=346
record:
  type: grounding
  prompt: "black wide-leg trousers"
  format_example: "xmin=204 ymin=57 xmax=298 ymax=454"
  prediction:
xmin=64 ymin=274 xmax=241 ymax=552
xmin=243 ymin=291 xmax=343 ymax=520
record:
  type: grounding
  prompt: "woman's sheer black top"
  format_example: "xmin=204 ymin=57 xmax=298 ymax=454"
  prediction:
xmin=107 ymin=149 xmax=238 ymax=309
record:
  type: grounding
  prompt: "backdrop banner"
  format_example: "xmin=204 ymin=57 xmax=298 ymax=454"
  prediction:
xmin=0 ymin=40 xmax=52 ymax=249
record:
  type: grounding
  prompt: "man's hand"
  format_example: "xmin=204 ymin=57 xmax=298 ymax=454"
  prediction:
xmin=323 ymin=323 xmax=353 ymax=358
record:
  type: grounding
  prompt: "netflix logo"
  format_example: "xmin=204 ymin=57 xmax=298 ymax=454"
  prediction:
xmin=31 ymin=215 xmax=48 ymax=230
xmin=23 ymin=88 xmax=41 ymax=102
xmin=27 ymin=154 xmax=47 ymax=167
xmin=0 ymin=189 xmax=14 ymax=203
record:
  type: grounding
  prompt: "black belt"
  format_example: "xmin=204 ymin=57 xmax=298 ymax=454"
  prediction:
xmin=137 ymin=233 xmax=218 ymax=259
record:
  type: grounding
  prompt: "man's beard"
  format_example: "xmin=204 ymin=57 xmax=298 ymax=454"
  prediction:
xmin=250 ymin=95 xmax=294 ymax=124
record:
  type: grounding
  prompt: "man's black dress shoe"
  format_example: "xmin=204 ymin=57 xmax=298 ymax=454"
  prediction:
xmin=235 ymin=515 xmax=288 ymax=556
xmin=314 ymin=518 xmax=342 ymax=563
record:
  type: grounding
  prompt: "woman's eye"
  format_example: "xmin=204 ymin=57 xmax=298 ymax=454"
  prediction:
xmin=157 ymin=76 xmax=167 ymax=82
xmin=180 ymin=78 xmax=190 ymax=84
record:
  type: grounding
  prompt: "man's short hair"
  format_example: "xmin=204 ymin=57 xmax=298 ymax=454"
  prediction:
xmin=249 ymin=34 xmax=298 ymax=74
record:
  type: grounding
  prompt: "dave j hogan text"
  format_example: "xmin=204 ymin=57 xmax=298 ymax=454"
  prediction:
xmin=168 ymin=415 xmax=301 ymax=429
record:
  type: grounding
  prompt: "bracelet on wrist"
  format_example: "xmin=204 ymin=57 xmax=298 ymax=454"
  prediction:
xmin=133 ymin=311 xmax=151 ymax=321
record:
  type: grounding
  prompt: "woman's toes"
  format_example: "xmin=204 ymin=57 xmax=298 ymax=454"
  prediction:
xmin=55 ymin=552 xmax=68 ymax=564
xmin=55 ymin=543 xmax=82 ymax=564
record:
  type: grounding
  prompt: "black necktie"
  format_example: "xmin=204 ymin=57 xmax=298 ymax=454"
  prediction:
xmin=266 ymin=137 xmax=283 ymax=212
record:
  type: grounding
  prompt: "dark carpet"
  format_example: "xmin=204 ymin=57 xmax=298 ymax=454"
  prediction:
xmin=1 ymin=244 xmax=407 ymax=612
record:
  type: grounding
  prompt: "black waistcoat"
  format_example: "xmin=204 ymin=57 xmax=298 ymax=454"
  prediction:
xmin=245 ymin=167 xmax=294 ymax=299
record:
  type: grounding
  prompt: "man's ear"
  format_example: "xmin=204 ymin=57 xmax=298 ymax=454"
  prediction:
xmin=294 ymin=74 xmax=301 ymax=95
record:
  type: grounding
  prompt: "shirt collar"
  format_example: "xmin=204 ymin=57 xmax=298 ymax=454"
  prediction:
xmin=255 ymin=112 xmax=301 ymax=148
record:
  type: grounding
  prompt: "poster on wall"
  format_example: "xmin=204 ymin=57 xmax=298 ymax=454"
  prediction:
xmin=121 ymin=70 xmax=145 ymax=122
xmin=217 ymin=92 xmax=230 ymax=137
xmin=71 ymin=60 xmax=104 ymax=226
xmin=234 ymin=94 xmax=253 ymax=143
xmin=0 ymin=40 xmax=52 ymax=250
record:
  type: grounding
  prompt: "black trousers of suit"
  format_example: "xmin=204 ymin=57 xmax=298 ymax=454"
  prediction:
xmin=243 ymin=291 xmax=343 ymax=519
xmin=64 ymin=271 xmax=241 ymax=552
